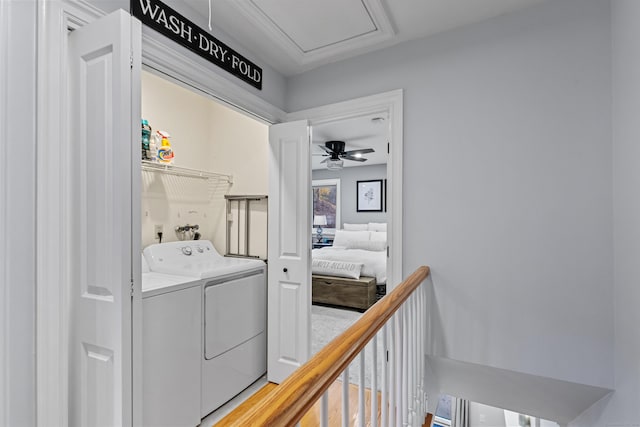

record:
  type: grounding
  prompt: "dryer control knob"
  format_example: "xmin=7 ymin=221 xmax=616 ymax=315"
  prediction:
xmin=181 ymin=246 xmax=192 ymax=256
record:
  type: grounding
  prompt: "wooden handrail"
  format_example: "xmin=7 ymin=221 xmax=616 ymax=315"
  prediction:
xmin=216 ymin=266 xmax=431 ymax=427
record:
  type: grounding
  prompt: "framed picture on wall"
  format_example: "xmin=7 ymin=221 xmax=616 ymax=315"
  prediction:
xmin=357 ymin=179 xmax=383 ymax=212
xmin=312 ymin=179 xmax=340 ymax=230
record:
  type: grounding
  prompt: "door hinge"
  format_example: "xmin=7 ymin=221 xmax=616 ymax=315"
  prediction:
xmin=387 ymin=246 xmax=390 ymax=258
xmin=387 ymin=142 xmax=390 ymax=154
xmin=130 ymin=53 xmax=134 ymax=69
xmin=130 ymin=279 xmax=134 ymax=297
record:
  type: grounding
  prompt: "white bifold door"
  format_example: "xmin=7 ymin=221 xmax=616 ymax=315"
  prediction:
xmin=67 ymin=10 xmax=141 ymax=427
xmin=267 ymin=120 xmax=312 ymax=383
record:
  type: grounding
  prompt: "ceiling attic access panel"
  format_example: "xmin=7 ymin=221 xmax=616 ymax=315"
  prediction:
xmin=225 ymin=0 xmax=395 ymax=66
xmin=253 ymin=0 xmax=376 ymax=52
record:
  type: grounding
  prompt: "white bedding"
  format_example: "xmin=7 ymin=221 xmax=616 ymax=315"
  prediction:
xmin=312 ymin=247 xmax=387 ymax=284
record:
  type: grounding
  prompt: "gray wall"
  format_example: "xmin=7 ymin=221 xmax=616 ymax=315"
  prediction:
xmin=313 ymin=163 xmax=387 ymax=226
xmin=571 ymin=0 xmax=640 ymax=424
xmin=289 ymin=0 xmax=614 ymax=390
xmin=1 ymin=0 xmax=37 ymax=425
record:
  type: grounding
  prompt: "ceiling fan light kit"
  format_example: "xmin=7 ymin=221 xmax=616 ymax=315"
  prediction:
xmin=326 ymin=158 xmax=344 ymax=170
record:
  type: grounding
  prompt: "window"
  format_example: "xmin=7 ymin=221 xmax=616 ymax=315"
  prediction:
xmin=434 ymin=394 xmax=452 ymax=427
xmin=312 ymin=179 xmax=341 ymax=232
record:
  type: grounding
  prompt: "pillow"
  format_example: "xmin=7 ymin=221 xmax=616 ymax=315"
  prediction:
xmin=368 ymin=222 xmax=387 ymax=232
xmin=312 ymin=259 xmax=363 ymax=279
xmin=346 ymin=240 xmax=386 ymax=251
xmin=343 ymin=223 xmax=368 ymax=231
xmin=332 ymin=230 xmax=371 ymax=248
xmin=370 ymin=231 xmax=387 ymax=243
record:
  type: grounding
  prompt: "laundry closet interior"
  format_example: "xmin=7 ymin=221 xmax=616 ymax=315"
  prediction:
xmin=139 ymin=68 xmax=270 ymax=426
xmin=140 ymin=70 xmax=268 ymax=256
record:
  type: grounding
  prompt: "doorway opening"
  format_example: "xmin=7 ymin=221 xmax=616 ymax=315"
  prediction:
xmin=139 ymin=69 xmax=270 ymax=426
xmin=309 ymin=112 xmax=391 ymax=388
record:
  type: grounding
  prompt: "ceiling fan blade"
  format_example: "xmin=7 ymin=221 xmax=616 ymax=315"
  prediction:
xmin=345 ymin=148 xmax=375 ymax=156
xmin=342 ymin=155 xmax=368 ymax=162
xmin=312 ymin=153 xmax=329 ymax=156
xmin=317 ymin=145 xmax=333 ymax=154
xmin=320 ymin=157 xmax=329 ymax=164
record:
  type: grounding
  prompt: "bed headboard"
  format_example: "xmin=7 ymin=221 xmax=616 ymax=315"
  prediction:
xmin=343 ymin=222 xmax=387 ymax=232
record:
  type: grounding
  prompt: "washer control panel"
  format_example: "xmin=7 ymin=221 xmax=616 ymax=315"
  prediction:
xmin=143 ymin=240 xmax=220 ymax=270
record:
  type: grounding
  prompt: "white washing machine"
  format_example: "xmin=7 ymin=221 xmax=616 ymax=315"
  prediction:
xmin=141 ymin=255 xmax=202 ymax=427
xmin=143 ymin=240 xmax=267 ymax=418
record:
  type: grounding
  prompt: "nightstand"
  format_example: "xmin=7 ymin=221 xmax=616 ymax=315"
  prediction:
xmin=313 ymin=242 xmax=333 ymax=249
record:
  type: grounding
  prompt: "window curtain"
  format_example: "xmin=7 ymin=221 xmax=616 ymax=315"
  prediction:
xmin=453 ymin=398 xmax=470 ymax=427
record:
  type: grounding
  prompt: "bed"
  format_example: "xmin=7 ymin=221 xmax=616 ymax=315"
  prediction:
xmin=311 ymin=224 xmax=387 ymax=311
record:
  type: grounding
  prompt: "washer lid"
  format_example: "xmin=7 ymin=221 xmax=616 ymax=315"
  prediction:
xmin=142 ymin=272 xmax=194 ymax=293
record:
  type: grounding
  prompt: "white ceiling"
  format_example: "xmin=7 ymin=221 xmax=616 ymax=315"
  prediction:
xmin=311 ymin=113 xmax=388 ymax=170
xmin=185 ymin=0 xmax=548 ymax=76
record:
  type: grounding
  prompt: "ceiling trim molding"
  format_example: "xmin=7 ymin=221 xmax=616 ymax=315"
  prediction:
xmin=229 ymin=0 xmax=395 ymax=68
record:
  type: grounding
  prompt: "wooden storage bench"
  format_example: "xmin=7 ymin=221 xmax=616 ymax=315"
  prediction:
xmin=312 ymin=274 xmax=377 ymax=311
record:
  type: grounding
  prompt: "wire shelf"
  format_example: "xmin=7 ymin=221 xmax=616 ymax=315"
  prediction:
xmin=141 ymin=160 xmax=233 ymax=184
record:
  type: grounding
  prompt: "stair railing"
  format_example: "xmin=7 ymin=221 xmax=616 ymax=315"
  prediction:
xmin=216 ymin=266 xmax=431 ymax=427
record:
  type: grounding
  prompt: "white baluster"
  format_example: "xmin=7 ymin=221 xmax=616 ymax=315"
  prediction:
xmin=402 ymin=305 xmax=409 ymax=427
xmin=420 ymin=284 xmax=426 ymax=419
xmin=342 ymin=368 xmax=350 ymax=427
xmin=320 ymin=390 xmax=329 ymax=427
xmin=371 ymin=335 xmax=378 ymax=427
xmin=381 ymin=325 xmax=389 ymax=427
xmin=395 ymin=311 xmax=403 ymax=427
xmin=408 ymin=296 xmax=415 ymax=426
xmin=415 ymin=286 xmax=424 ymax=422
xmin=359 ymin=351 xmax=365 ymax=427
xmin=414 ymin=294 xmax=419 ymax=425
xmin=389 ymin=317 xmax=396 ymax=427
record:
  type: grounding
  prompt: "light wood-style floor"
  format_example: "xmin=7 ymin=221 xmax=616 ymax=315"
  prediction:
xmin=215 ymin=380 xmax=431 ymax=427
xmin=299 ymin=380 xmax=381 ymax=427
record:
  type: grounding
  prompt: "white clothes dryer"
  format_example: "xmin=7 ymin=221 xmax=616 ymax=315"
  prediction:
xmin=143 ymin=241 xmax=267 ymax=418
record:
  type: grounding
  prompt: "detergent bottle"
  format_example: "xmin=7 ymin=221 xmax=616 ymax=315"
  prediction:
xmin=141 ymin=119 xmax=152 ymax=160
xmin=149 ymin=131 xmax=159 ymax=162
xmin=156 ymin=130 xmax=175 ymax=164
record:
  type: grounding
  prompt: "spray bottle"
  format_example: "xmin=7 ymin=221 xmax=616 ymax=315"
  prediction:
xmin=156 ymin=130 xmax=175 ymax=164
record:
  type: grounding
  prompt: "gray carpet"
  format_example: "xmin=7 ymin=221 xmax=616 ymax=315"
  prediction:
xmin=311 ymin=305 xmax=384 ymax=389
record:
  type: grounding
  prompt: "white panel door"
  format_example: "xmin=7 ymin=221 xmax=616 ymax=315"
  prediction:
xmin=67 ymin=10 xmax=140 ymax=427
xmin=267 ymin=120 xmax=312 ymax=383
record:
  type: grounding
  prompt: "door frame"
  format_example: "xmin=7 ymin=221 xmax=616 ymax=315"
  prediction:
xmin=287 ymin=90 xmax=404 ymax=287
xmin=36 ymin=1 xmax=286 ymax=425
xmin=37 ymin=2 xmax=403 ymax=425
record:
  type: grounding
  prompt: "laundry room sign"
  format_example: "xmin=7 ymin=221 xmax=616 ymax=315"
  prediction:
xmin=131 ymin=0 xmax=263 ymax=90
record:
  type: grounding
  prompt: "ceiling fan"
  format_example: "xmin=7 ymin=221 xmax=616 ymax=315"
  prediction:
xmin=315 ymin=140 xmax=375 ymax=170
